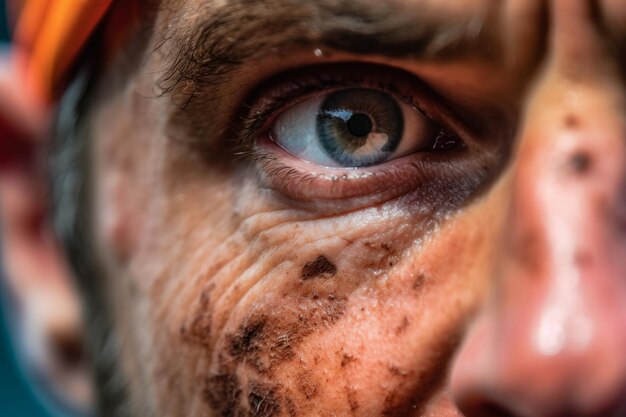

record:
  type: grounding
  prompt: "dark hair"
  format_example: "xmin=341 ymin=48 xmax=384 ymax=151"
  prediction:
xmin=49 ymin=59 xmax=135 ymax=417
xmin=46 ymin=7 xmax=160 ymax=410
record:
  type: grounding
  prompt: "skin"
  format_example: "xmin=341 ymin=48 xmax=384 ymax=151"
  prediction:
xmin=3 ymin=0 xmax=626 ymax=416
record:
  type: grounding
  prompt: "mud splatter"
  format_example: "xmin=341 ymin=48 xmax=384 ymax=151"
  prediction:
xmin=248 ymin=381 xmax=281 ymax=417
xmin=203 ymin=364 xmax=242 ymax=417
xmin=229 ymin=319 xmax=266 ymax=360
xmin=180 ymin=286 xmax=214 ymax=345
xmin=226 ymin=294 xmax=347 ymax=374
xmin=301 ymin=255 xmax=337 ymax=280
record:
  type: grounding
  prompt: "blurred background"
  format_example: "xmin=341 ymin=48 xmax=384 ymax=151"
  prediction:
xmin=0 ymin=1 xmax=55 ymax=416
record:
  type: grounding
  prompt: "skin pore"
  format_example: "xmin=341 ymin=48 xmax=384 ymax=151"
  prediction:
xmin=43 ymin=0 xmax=626 ymax=416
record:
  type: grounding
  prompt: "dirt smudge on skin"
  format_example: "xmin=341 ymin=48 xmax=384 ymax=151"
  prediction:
xmin=248 ymin=381 xmax=281 ymax=417
xmin=297 ymin=372 xmax=318 ymax=399
xmin=395 ymin=316 xmax=410 ymax=336
xmin=226 ymin=293 xmax=347 ymax=374
xmin=229 ymin=319 xmax=266 ymax=360
xmin=340 ymin=352 xmax=357 ymax=367
xmin=285 ymin=397 xmax=298 ymax=417
xmin=345 ymin=385 xmax=360 ymax=414
xmin=203 ymin=361 xmax=242 ymax=417
xmin=180 ymin=286 xmax=214 ymax=346
xmin=301 ymin=255 xmax=337 ymax=280
xmin=388 ymin=364 xmax=408 ymax=378
xmin=413 ymin=273 xmax=425 ymax=292
xmin=362 ymin=241 xmax=398 ymax=272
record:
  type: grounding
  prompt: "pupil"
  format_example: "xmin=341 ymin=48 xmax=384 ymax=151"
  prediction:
xmin=346 ymin=113 xmax=373 ymax=138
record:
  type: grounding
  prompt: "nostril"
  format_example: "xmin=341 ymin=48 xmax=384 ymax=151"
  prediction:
xmin=481 ymin=402 xmax=519 ymax=417
xmin=459 ymin=398 xmax=521 ymax=417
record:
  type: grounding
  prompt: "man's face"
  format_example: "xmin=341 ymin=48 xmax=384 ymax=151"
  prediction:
xmin=77 ymin=0 xmax=626 ymax=415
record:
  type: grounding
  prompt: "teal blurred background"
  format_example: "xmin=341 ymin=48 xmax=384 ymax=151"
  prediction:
xmin=1 ymin=3 xmax=56 ymax=416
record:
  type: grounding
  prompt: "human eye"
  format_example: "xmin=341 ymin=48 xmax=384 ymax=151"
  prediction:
xmin=238 ymin=63 xmax=501 ymax=211
xmin=269 ymin=87 xmax=458 ymax=169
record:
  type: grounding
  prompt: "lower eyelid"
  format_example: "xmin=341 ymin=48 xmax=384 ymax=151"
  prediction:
xmin=252 ymin=136 xmax=472 ymax=210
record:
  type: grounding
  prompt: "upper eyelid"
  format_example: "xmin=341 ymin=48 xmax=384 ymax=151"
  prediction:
xmin=235 ymin=62 xmax=471 ymax=150
xmin=158 ymin=1 xmax=503 ymax=100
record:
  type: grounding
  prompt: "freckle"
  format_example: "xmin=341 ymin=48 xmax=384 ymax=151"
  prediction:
xmin=301 ymin=255 xmax=337 ymax=280
xmin=564 ymin=114 xmax=580 ymax=129
xmin=395 ymin=317 xmax=410 ymax=336
xmin=568 ymin=151 xmax=593 ymax=175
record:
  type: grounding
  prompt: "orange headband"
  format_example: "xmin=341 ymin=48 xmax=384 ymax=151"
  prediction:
xmin=12 ymin=0 xmax=113 ymax=105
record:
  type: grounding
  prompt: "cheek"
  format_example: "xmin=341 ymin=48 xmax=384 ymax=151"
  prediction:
xmin=131 ymin=173 xmax=504 ymax=417
xmin=94 ymin=112 xmax=506 ymax=417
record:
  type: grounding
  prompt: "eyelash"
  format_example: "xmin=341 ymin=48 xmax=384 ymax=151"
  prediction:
xmin=233 ymin=63 xmax=473 ymax=208
xmin=236 ymin=63 xmax=452 ymax=147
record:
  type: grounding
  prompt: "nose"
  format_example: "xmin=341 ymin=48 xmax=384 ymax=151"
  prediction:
xmin=451 ymin=2 xmax=626 ymax=417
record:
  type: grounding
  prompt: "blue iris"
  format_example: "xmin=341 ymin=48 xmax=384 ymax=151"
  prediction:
xmin=316 ymin=89 xmax=404 ymax=167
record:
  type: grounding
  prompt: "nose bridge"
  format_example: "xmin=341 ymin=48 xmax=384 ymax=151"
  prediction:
xmin=487 ymin=0 xmax=626 ymax=412
xmin=452 ymin=2 xmax=626 ymax=416
xmin=507 ymin=0 xmax=626 ymax=344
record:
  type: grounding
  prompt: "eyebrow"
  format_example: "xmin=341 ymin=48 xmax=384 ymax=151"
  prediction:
xmin=156 ymin=0 xmax=503 ymax=100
